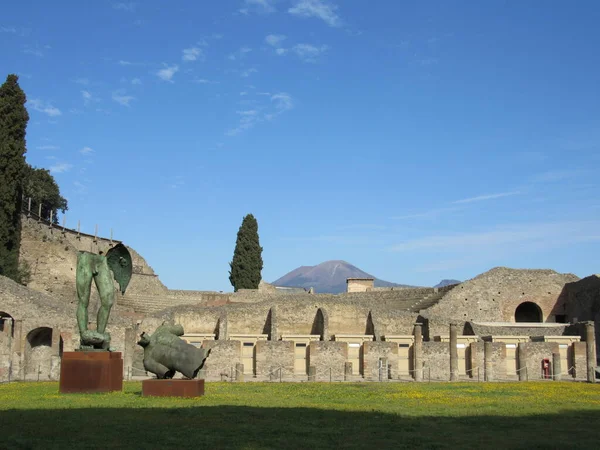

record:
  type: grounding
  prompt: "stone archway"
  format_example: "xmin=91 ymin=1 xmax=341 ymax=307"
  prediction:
xmin=0 ymin=311 xmax=14 ymax=337
xmin=25 ymin=327 xmax=53 ymax=380
xmin=515 ymin=302 xmax=543 ymax=323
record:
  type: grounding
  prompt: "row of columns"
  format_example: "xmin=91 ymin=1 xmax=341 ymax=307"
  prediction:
xmin=412 ymin=321 xmax=597 ymax=382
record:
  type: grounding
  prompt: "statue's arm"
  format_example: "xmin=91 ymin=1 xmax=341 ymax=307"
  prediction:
xmin=162 ymin=324 xmax=185 ymax=336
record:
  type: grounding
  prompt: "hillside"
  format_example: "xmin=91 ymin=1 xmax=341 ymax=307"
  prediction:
xmin=272 ymin=260 xmax=416 ymax=294
xmin=434 ymin=279 xmax=461 ymax=288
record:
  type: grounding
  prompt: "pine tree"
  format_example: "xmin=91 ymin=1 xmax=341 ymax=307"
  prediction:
xmin=0 ymin=74 xmax=29 ymax=280
xmin=229 ymin=214 xmax=263 ymax=291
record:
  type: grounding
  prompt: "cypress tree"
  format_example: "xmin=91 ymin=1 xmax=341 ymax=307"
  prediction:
xmin=0 ymin=74 xmax=29 ymax=280
xmin=229 ymin=214 xmax=263 ymax=291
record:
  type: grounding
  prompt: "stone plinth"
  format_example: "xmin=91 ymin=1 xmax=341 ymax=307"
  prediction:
xmin=59 ymin=351 xmax=123 ymax=393
xmin=142 ymin=379 xmax=205 ymax=397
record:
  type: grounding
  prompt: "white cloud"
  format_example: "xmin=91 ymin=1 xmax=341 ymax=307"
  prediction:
xmin=241 ymin=0 xmax=276 ymax=13
xmin=81 ymin=90 xmax=100 ymax=106
xmin=265 ymin=34 xmax=286 ymax=47
xmin=0 ymin=26 xmax=17 ymax=33
xmin=112 ymin=91 xmax=135 ymax=106
xmin=50 ymin=163 xmax=73 ymax=174
xmin=271 ymin=92 xmax=293 ymax=112
xmin=529 ymin=170 xmax=581 ymax=183
xmin=113 ymin=2 xmax=136 ymax=12
xmin=118 ymin=60 xmax=133 ymax=66
xmin=27 ymin=99 xmax=62 ymax=117
xmin=289 ymin=0 xmax=342 ymax=27
xmin=392 ymin=206 xmax=462 ymax=220
xmin=131 ymin=77 xmax=142 ymax=85
xmin=389 ymin=220 xmax=600 ymax=253
xmin=157 ymin=64 xmax=179 ymax=82
xmin=452 ymin=191 xmax=520 ymax=204
xmin=275 ymin=48 xmax=288 ymax=56
xmin=23 ymin=45 xmax=45 ymax=57
xmin=293 ymin=43 xmax=328 ymax=62
xmin=80 ymin=146 xmax=94 ymax=155
xmin=228 ymin=47 xmax=252 ymax=61
xmin=241 ymin=68 xmax=258 ymax=77
xmin=226 ymin=92 xmax=293 ymax=136
xmin=182 ymin=47 xmax=203 ymax=62
xmin=36 ymin=145 xmax=60 ymax=150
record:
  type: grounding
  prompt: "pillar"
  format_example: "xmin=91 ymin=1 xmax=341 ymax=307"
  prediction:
xmin=235 ymin=363 xmax=244 ymax=382
xmin=413 ymin=323 xmax=423 ymax=382
xmin=344 ymin=362 xmax=352 ymax=381
xmin=585 ymin=321 xmax=596 ymax=383
xmin=552 ymin=352 xmax=561 ymax=381
xmin=484 ymin=341 xmax=493 ymax=382
xmin=449 ymin=323 xmax=458 ymax=381
xmin=308 ymin=365 xmax=316 ymax=382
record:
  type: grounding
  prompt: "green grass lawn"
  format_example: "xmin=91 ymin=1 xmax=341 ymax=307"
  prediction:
xmin=1 ymin=381 xmax=599 ymax=449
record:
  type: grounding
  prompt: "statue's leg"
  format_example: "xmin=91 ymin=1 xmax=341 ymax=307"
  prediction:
xmin=94 ymin=258 xmax=115 ymax=334
xmin=75 ymin=252 xmax=94 ymax=335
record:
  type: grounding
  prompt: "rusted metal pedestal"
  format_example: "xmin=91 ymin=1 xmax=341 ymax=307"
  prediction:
xmin=142 ymin=379 xmax=205 ymax=397
xmin=59 ymin=351 xmax=123 ymax=393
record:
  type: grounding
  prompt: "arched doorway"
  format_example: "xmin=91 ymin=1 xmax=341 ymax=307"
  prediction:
xmin=0 ymin=311 xmax=14 ymax=337
xmin=515 ymin=302 xmax=543 ymax=322
xmin=25 ymin=327 xmax=53 ymax=380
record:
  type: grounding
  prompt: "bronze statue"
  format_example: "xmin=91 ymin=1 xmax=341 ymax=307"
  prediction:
xmin=137 ymin=322 xmax=211 ymax=379
xmin=76 ymin=243 xmax=132 ymax=350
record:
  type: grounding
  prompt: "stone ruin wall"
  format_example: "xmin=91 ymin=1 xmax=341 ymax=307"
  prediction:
xmin=19 ymin=216 xmax=167 ymax=302
xmin=425 ymin=267 xmax=579 ymax=337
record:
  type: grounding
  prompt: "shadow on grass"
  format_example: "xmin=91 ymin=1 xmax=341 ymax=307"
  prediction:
xmin=2 ymin=406 xmax=599 ymax=449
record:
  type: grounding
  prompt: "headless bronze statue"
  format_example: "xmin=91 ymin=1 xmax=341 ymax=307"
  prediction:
xmin=76 ymin=243 xmax=132 ymax=350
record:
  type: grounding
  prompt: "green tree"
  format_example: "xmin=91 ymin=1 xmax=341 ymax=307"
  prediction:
xmin=229 ymin=214 xmax=263 ymax=291
xmin=23 ymin=166 xmax=68 ymax=223
xmin=0 ymin=74 xmax=29 ymax=280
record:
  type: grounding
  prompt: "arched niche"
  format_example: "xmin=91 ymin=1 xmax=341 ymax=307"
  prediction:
xmin=0 ymin=311 xmax=14 ymax=336
xmin=25 ymin=327 xmax=54 ymax=380
xmin=311 ymin=308 xmax=329 ymax=341
xmin=515 ymin=302 xmax=543 ymax=323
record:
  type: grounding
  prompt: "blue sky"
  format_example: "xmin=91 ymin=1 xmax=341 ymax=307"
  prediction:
xmin=2 ymin=0 xmax=600 ymax=292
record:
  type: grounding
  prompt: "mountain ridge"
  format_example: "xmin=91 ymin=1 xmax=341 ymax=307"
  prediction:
xmin=272 ymin=260 xmax=417 ymax=294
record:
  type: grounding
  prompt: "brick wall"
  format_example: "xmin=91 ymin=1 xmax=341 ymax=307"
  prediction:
xmin=518 ymin=342 xmax=559 ymax=380
xmin=201 ymin=340 xmax=241 ymax=379
xmin=255 ymin=341 xmax=294 ymax=379
xmin=422 ymin=342 xmax=449 ymax=381
xmin=308 ymin=341 xmax=348 ymax=381
xmin=362 ymin=341 xmax=399 ymax=380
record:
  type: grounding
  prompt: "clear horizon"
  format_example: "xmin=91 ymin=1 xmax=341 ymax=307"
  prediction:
xmin=2 ymin=1 xmax=599 ymax=291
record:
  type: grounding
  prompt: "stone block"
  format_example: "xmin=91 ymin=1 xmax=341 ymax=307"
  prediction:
xmin=59 ymin=351 xmax=123 ymax=393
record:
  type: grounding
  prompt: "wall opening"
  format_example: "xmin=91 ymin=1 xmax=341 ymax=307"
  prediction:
xmin=0 ymin=311 xmax=14 ymax=337
xmin=25 ymin=327 xmax=54 ymax=380
xmin=515 ymin=302 xmax=543 ymax=322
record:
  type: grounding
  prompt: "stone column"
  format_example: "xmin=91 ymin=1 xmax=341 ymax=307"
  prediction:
xmin=484 ymin=342 xmax=493 ymax=382
xmin=268 ymin=306 xmax=278 ymax=341
xmin=552 ymin=352 xmax=561 ymax=381
xmin=217 ymin=313 xmax=228 ymax=341
xmin=235 ymin=363 xmax=244 ymax=382
xmin=413 ymin=323 xmax=423 ymax=382
xmin=12 ymin=320 xmax=24 ymax=381
xmin=308 ymin=365 xmax=316 ymax=382
xmin=585 ymin=321 xmax=596 ymax=383
xmin=449 ymin=323 xmax=458 ymax=381
xmin=344 ymin=362 xmax=352 ymax=381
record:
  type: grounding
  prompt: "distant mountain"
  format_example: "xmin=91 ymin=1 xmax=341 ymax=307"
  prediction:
xmin=434 ymin=279 xmax=461 ymax=288
xmin=272 ymin=260 xmax=416 ymax=294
